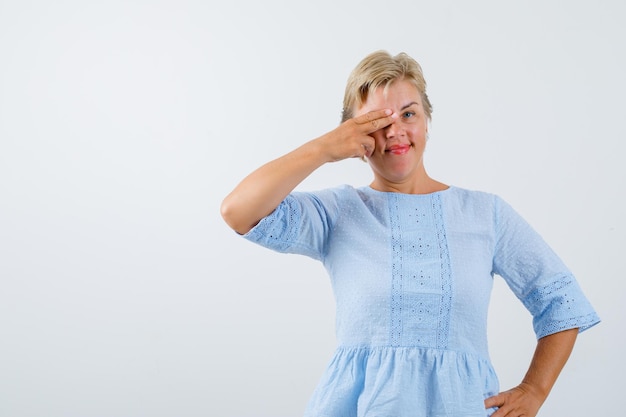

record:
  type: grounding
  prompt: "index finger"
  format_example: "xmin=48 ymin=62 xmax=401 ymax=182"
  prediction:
xmin=353 ymin=109 xmax=397 ymax=132
xmin=484 ymin=394 xmax=503 ymax=409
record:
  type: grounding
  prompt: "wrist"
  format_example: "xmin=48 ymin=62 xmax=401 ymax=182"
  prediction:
xmin=519 ymin=380 xmax=549 ymax=404
xmin=307 ymin=134 xmax=338 ymax=164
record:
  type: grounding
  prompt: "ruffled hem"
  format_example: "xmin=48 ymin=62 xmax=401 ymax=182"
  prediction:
xmin=304 ymin=346 xmax=499 ymax=417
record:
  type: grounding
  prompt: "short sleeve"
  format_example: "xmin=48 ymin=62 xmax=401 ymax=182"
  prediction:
xmin=243 ymin=189 xmax=341 ymax=261
xmin=492 ymin=196 xmax=600 ymax=339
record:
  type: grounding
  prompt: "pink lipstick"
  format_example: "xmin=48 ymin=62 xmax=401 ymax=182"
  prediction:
xmin=386 ymin=144 xmax=410 ymax=155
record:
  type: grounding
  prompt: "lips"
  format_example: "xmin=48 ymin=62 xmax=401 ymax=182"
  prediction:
xmin=386 ymin=144 xmax=410 ymax=155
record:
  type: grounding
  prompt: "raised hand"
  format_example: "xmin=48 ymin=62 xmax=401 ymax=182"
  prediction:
xmin=221 ymin=108 xmax=396 ymax=234
xmin=317 ymin=109 xmax=397 ymax=162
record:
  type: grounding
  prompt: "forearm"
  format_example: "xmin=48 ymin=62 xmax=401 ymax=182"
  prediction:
xmin=220 ymin=138 xmax=329 ymax=234
xmin=485 ymin=328 xmax=579 ymax=416
xmin=221 ymin=109 xmax=397 ymax=235
xmin=521 ymin=328 xmax=578 ymax=401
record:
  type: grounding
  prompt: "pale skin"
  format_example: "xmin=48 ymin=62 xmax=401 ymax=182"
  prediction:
xmin=220 ymin=79 xmax=579 ymax=416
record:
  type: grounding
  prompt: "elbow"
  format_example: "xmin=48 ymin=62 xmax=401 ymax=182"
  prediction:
xmin=220 ymin=196 xmax=253 ymax=235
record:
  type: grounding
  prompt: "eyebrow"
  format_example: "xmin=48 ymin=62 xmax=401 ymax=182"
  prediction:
xmin=401 ymin=102 xmax=419 ymax=111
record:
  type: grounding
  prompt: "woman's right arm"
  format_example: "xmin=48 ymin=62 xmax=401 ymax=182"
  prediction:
xmin=220 ymin=109 xmax=397 ymax=234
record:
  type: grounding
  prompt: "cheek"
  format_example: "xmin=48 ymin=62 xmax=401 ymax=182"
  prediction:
xmin=409 ymin=124 xmax=427 ymax=139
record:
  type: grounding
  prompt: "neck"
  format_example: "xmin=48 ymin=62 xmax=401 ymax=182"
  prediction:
xmin=370 ymin=173 xmax=448 ymax=195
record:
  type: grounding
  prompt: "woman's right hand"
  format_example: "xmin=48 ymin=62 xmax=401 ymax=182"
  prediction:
xmin=221 ymin=108 xmax=397 ymax=234
xmin=317 ymin=109 xmax=397 ymax=162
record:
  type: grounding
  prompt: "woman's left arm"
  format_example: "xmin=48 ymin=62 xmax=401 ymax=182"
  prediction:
xmin=484 ymin=328 xmax=578 ymax=417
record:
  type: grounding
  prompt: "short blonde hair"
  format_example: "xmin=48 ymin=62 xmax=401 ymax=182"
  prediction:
xmin=341 ymin=50 xmax=433 ymax=123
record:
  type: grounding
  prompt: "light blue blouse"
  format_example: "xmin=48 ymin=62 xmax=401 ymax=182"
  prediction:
xmin=244 ymin=185 xmax=600 ymax=417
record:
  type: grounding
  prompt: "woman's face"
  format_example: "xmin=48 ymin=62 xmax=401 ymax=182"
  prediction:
xmin=354 ymin=79 xmax=429 ymax=189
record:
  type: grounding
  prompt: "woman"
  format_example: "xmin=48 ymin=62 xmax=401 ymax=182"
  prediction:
xmin=220 ymin=50 xmax=600 ymax=417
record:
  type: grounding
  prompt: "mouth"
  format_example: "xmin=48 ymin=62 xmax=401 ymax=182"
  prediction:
xmin=385 ymin=144 xmax=411 ymax=155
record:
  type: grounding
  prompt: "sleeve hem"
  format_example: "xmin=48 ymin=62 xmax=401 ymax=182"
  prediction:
xmin=535 ymin=312 xmax=601 ymax=339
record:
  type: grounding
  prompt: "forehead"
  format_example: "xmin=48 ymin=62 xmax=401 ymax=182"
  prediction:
xmin=356 ymin=79 xmax=422 ymax=116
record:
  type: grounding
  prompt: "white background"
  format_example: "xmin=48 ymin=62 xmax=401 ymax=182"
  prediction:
xmin=1 ymin=1 xmax=623 ymax=416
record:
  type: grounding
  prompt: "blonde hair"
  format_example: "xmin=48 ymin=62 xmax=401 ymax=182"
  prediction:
xmin=341 ymin=50 xmax=433 ymax=122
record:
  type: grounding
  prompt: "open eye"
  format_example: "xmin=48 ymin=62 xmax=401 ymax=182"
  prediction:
xmin=402 ymin=111 xmax=415 ymax=119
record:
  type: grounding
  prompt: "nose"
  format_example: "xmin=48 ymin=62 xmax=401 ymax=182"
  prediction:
xmin=384 ymin=119 xmax=403 ymax=139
